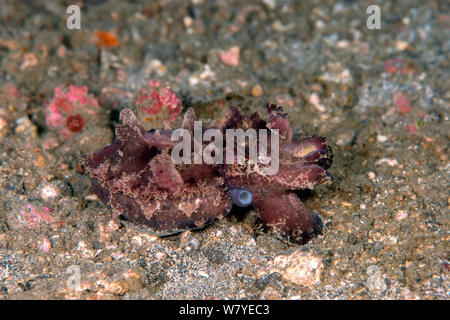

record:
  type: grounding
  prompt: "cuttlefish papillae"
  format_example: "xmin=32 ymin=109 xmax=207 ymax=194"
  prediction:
xmin=81 ymin=104 xmax=333 ymax=243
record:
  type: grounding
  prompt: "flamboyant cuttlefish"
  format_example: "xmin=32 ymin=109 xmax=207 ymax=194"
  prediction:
xmin=81 ymin=104 xmax=333 ymax=242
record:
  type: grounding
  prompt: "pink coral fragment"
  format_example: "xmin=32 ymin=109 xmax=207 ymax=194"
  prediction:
xmin=20 ymin=204 xmax=54 ymax=229
xmin=392 ymin=92 xmax=411 ymax=116
xmin=45 ymin=85 xmax=100 ymax=138
xmin=135 ymin=81 xmax=181 ymax=121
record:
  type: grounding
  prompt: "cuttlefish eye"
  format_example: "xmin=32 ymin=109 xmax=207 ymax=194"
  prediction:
xmin=230 ymin=188 xmax=253 ymax=207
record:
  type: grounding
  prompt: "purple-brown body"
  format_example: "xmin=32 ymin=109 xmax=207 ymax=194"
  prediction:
xmin=81 ymin=104 xmax=333 ymax=241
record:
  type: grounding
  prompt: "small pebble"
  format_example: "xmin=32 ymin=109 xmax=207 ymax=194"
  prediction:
xmin=376 ymin=158 xmax=399 ymax=166
xmin=38 ymin=237 xmax=52 ymax=252
xmin=15 ymin=117 xmax=38 ymax=138
xmin=180 ymin=230 xmax=192 ymax=244
xmin=107 ymin=220 xmax=119 ymax=232
xmin=335 ymin=129 xmax=355 ymax=146
xmin=20 ymin=52 xmax=38 ymax=71
xmin=131 ymin=235 xmax=143 ymax=246
xmin=241 ymin=264 xmax=254 ymax=276
xmin=395 ymin=40 xmax=410 ymax=51
xmin=155 ymin=252 xmax=165 ymax=260
xmin=318 ymin=62 xmax=353 ymax=85
xmin=309 ymin=93 xmax=326 ymax=112
xmin=183 ymin=16 xmax=193 ymax=28
xmin=259 ymin=286 xmax=282 ymax=299
xmin=396 ymin=210 xmax=408 ymax=221
xmin=251 ymin=84 xmax=263 ymax=97
xmin=85 ymin=194 xmax=98 ymax=201
xmin=220 ymin=46 xmax=240 ymax=66
xmin=0 ymin=117 xmax=8 ymax=138
xmin=40 ymin=185 xmax=59 ymax=200
xmin=188 ymin=238 xmax=200 ymax=250
xmin=366 ymin=265 xmax=386 ymax=292
xmin=198 ymin=270 xmax=209 ymax=278
xmin=262 ymin=0 xmax=276 ymax=10
xmin=377 ymin=135 xmax=388 ymax=142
